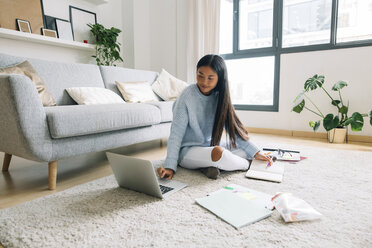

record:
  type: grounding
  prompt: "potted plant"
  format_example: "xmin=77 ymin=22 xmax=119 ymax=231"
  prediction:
xmin=88 ymin=23 xmax=123 ymax=66
xmin=292 ymin=74 xmax=372 ymax=143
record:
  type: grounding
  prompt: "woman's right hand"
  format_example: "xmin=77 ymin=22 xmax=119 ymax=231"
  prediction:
xmin=157 ymin=167 xmax=174 ymax=180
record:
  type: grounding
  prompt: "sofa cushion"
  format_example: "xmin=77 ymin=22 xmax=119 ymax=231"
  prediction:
xmin=44 ymin=103 xmax=161 ymax=139
xmin=0 ymin=61 xmax=56 ymax=106
xmin=116 ymin=81 xmax=159 ymax=103
xmin=151 ymin=69 xmax=188 ymax=101
xmin=66 ymin=87 xmax=125 ymax=105
xmin=99 ymin=66 xmax=159 ymax=98
xmin=144 ymin=101 xmax=174 ymax=123
xmin=0 ymin=53 xmax=105 ymax=105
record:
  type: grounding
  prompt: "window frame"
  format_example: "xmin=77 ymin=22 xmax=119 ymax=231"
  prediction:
xmin=221 ymin=0 xmax=372 ymax=112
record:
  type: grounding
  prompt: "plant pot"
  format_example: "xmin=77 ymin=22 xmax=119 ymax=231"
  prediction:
xmin=327 ymin=127 xmax=347 ymax=143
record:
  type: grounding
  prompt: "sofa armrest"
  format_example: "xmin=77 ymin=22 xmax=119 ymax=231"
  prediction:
xmin=0 ymin=74 xmax=52 ymax=161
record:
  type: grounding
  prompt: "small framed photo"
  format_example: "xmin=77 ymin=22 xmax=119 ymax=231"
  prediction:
xmin=55 ymin=19 xmax=74 ymax=41
xmin=41 ymin=28 xmax=57 ymax=38
xmin=16 ymin=19 xmax=32 ymax=33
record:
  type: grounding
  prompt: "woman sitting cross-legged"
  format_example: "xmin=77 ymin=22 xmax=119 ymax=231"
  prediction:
xmin=157 ymin=54 xmax=272 ymax=180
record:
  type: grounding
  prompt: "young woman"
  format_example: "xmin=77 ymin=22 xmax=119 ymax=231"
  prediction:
xmin=157 ymin=54 xmax=272 ymax=180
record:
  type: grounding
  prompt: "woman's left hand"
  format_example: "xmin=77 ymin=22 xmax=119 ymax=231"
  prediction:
xmin=254 ymin=152 xmax=274 ymax=166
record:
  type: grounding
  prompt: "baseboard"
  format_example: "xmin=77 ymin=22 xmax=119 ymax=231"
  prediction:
xmin=246 ymin=127 xmax=372 ymax=143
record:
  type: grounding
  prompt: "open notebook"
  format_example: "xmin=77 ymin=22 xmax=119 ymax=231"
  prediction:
xmin=245 ymin=160 xmax=284 ymax=183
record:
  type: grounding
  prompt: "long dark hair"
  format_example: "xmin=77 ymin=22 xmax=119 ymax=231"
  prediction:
xmin=197 ymin=54 xmax=249 ymax=148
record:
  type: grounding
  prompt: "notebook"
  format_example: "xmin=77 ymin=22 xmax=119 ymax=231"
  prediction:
xmin=245 ymin=159 xmax=284 ymax=183
xmin=195 ymin=184 xmax=273 ymax=229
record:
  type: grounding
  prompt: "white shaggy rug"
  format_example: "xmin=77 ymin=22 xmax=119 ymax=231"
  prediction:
xmin=0 ymin=143 xmax=371 ymax=248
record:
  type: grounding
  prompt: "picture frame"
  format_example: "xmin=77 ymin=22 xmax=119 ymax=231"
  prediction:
xmin=55 ymin=19 xmax=74 ymax=41
xmin=16 ymin=19 xmax=32 ymax=33
xmin=69 ymin=6 xmax=97 ymax=44
xmin=41 ymin=28 xmax=57 ymax=38
xmin=0 ymin=0 xmax=45 ymax=34
xmin=44 ymin=15 xmax=58 ymax=31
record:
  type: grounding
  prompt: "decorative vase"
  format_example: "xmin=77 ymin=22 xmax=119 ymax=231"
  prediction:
xmin=327 ymin=127 xmax=347 ymax=143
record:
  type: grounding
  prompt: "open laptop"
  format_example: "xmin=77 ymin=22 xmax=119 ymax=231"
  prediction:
xmin=106 ymin=152 xmax=187 ymax=199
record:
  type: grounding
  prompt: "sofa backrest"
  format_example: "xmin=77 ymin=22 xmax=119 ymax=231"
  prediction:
xmin=99 ymin=66 xmax=158 ymax=97
xmin=0 ymin=53 xmax=105 ymax=105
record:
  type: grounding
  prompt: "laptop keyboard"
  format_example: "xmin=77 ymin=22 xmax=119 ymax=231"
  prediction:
xmin=159 ymin=184 xmax=174 ymax=195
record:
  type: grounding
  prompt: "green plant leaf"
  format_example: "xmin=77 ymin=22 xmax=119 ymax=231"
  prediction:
xmin=339 ymin=106 xmax=348 ymax=115
xmin=294 ymin=90 xmax=306 ymax=103
xmin=345 ymin=112 xmax=364 ymax=131
xmin=369 ymin=110 xmax=372 ymax=126
xmin=309 ymin=120 xmax=321 ymax=132
xmin=332 ymin=80 xmax=348 ymax=91
xmin=88 ymin=23 xmax=123 ymax=66
xmin=304 ymin=74 xmax=324 ymax=91
xmin=292 ymin=99 xmax=305 ymax=113
xmin=331 ymin=100 xmax=341 ymax=106
xmin=323 ymin=114 xmax=340 ymax=131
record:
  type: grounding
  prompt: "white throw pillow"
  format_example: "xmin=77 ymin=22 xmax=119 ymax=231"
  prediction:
xmin=116 ymin=81 xmax=159 ymax=103
xmin=66 ymin=87 xmax=125 ymax=105
xmin=151 ymin=69 xmax=188 ymax=101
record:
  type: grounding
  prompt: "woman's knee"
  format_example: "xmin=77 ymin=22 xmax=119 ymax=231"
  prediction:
xmin=211 ymin=146 xmax=224 ymax=162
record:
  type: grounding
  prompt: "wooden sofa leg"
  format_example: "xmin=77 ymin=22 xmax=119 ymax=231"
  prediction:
xmin=48 ymin=161 xmax=58 ymax=190
xmin=2 ymin=153 xmax=12 ymax=172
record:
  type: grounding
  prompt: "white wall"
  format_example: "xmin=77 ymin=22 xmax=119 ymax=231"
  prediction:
xmin=122 ymin=0 xmax=134 ymax=68
xmin=128 ymin=0 xmax=179 ymax=76
xmin=237 ymin=46 xmax=372 ymax=136
xmin=132 ymin=0 xmax=151 ymax=70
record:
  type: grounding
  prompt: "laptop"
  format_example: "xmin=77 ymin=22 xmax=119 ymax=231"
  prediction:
xmin=106 ymin=152 xmax=187 ymax=199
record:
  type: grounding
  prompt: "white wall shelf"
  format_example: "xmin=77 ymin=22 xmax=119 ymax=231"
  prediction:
xmin=0 ymin=28 xmax=95 ymax=51
xmin=82 ymin=0 xmax=109 ymax=5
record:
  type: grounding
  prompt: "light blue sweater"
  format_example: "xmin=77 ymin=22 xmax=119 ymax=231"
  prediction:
xmin=164 ymin=84 xmax=260 ymax=172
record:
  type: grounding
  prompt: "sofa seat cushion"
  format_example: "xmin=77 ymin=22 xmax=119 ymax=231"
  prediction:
xmin=45 ymin=103 xmax=161 ymax=139
xmin=144 ymin=101 xmax=174 ymax=123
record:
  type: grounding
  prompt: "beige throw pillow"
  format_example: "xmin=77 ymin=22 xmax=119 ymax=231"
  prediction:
xmin=151 ymin=69 xmax=188 ymax=101
xmin=116 ymin=81 xmax=159 ymax=103
xmin=66 ymin=87 xmax=125 ymax=105
xmin=0 ymin=61 xmax=56 ymax=106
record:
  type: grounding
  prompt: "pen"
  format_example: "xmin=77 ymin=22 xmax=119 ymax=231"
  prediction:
xmin=266 ymin=162 xmax=271 ymax=168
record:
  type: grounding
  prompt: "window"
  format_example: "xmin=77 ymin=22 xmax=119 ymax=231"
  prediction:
xmin=282 ymin=0 xmax=332 ymax=48
xmin=337 ymin=0 xmax=372 ymax=43
xmin=220 ymin=0 xmax=372 ymax=111
xmin=239 ymin=0 xmax=274 ymax=49
xmin=226 ymin=56 xmax=275 ymax=106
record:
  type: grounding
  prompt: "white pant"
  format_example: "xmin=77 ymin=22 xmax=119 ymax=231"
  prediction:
xmin=179 ymin=146 xmax=250 ymax=171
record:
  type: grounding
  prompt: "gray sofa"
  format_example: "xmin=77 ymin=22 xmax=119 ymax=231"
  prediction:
xmin=0 ymin=53 xmax=173 ymax=190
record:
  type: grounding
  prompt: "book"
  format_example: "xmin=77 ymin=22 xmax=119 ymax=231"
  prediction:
xmin=245 ymin=159 xmax=284 ymax=183
xmin=195 ymin=184 xmax=273 ymax=229
xmin=263 ymin=148 xmax=301 ymax=161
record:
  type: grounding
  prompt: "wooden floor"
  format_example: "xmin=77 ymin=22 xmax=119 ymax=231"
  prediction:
xmin=0 ymin=133 xmax=371 ymax=248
